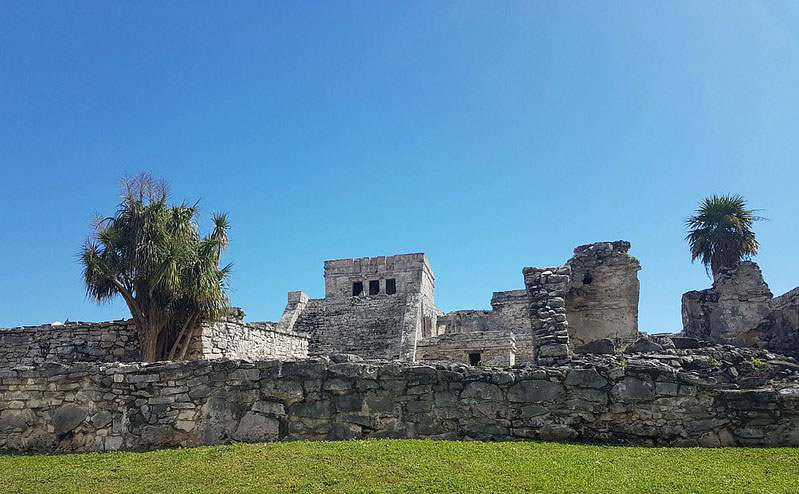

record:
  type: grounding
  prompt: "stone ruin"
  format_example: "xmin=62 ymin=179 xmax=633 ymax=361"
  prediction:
xmin=274 ymin=242 xmax=642 ymax=368
xmin=2 ymin=240 xmax=799 ymax=452
xmin=682 ymin=261 xmax=799 ymax=355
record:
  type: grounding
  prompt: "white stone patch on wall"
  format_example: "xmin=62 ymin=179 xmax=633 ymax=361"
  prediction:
xmin=189 ymin=318 xmax=309 ymax=361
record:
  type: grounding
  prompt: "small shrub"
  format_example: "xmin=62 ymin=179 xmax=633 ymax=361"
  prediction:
xmin=751 ymin=357 xmax=766 ymax=368
xmin=709 ymin=357 xmax=722 ymax=368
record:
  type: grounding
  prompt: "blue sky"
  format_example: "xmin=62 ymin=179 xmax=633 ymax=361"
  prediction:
xmin=1 ymin=2 xmax=798 ymax=331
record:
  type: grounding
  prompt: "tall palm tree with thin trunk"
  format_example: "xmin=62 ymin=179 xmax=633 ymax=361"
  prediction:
xmin=685 ymin=194 xmax=763 ymax=278
xmin=81 ymin=174 xmax=232 ymax=361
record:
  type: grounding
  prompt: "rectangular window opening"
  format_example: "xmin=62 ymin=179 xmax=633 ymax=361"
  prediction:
xmin=386 ymin=278 xmax=397 ymax=295
xmin=468 ymin=353 xmax=482 ymax=366
xmin=369 ymin=280 xmax=380 ymax=296
xmin=352 ymin=281 xmax=363 ymax=296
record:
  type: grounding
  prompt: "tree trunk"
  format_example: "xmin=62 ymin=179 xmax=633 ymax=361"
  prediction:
xmin=178 ymin=323 xmax=198 ymax=360
xmin=139 ymin=324 xmax=163 ymax=362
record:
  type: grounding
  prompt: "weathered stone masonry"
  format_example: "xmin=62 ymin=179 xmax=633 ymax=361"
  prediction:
xmin=565 ymin=241 xmax=641 ymax=347
xmin=288 ymin=254 xmax=438 ymax=361
xmin=682 ymin=261 xmax=799 ymax=357
xmin=2 ymin=346 xmax=799 ymax=452
xmin=0 ymin=321 xmax=141 ymax=367
xmin=0 ymin=316 xmax=308 ymax=368
xmin=523 ymin=266 xmax=572 ymax=366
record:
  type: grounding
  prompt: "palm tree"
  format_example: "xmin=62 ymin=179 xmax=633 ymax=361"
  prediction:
xmin=685 ymin=194 xmax=763 ymax=277
xmin=81 ymin=174 xmax=232 ymax=361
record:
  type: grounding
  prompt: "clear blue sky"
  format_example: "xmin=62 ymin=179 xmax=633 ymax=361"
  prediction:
xmin=2 ymin=2 xmax=798 ymax=331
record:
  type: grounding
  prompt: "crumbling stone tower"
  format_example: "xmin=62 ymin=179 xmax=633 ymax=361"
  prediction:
xmin=523 ymin=241 xmax=641 ymax=365
xmin=564 ymin=241 xmax=641 ymax=348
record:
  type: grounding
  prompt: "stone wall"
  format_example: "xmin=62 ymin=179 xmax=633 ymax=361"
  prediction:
xmin=3 ymin=347 xmax=799 ymax=452
xmin=188 ymin=318 xmax=308 ymax=361
xmin=436 ymin=310 xmax=492 ymax=333
xmin=0 ymin=321 xmax=140 ymax=367
xmin=434 ymin=291 xmax=533 ymax=364
xmin=490 ymin=290 xmax=533 ymax=334
xmin=0 ymin=316 xmax=308 ymax=368
xmin=565 ymin=241 xmax=641 ymax=347
xmin=416 ymin=331 xmax=516 ymax=366
xmin=437 ymin=291 xmax=531 ymax=335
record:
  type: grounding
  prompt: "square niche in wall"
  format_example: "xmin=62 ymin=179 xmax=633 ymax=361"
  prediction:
xmin=352 ymin=281 xmax=364 ymax=296
xmin=369 ymin=280 xmax=380 ymax=295
xmin=386 ymin=278 xmax=396 ymax=295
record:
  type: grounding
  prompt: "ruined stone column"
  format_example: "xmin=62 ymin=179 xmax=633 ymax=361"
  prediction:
xmin=523 ymin=265 xmax=572 ymax=366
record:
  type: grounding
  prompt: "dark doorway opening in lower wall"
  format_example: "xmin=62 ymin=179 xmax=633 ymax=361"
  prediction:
xmin=468 ymin=352 xmax=482 ymax=366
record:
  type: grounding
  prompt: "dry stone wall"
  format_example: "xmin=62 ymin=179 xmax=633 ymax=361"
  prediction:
xmin=0 ymin=317 xmax=308 ymax=368
xmin=189 ymin=318 xmax=308 ymax=361
xmin=0 ymin=321 xmax=140 ymax=367
xmin=3 ymin=347 xmax=799 ymax=452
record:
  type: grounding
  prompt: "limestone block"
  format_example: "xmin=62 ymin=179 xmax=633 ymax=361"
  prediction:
xmin=624 ymin=337 xmax=664 ymax=354
xmin=611 ymin=378 xmax=655 ymax=402
xmin=460 ymin=382 xmax=503 ymax=401
xmin=507 ymin=380 xmax=564 ymax=402
xmin=538 ymin=424 xmax=578 ymax=441
xmin=52 ymin=405 xmax=88 ymax=434
xmin=564 ymin=368 xmax=608 ymax=389
xmin=574 ymin=339 xmax=615 ymax=354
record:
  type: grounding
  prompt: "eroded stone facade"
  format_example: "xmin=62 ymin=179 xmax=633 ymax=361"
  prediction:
xmin=681 ymin=261 xmax=799 ymax=357
xmin=565 ymin=241 xmax=641 ymax=347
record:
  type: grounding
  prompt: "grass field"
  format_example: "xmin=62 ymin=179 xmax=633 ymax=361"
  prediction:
xmin=1 ymin=440 xmax=798 ymax=493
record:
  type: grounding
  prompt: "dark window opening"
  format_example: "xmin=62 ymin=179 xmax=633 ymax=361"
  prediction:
xmin=468 ymin=352 xmax=482 ymax=366
xmin=369 ymin=280 xmax=380 ymax=295
xmin=582 ymin=272 xmax=593 ymax=285
xmin=352 ymin=281 xmax=364 ymax=296
xmin=386 ymin=278 xmax=397 ymax=295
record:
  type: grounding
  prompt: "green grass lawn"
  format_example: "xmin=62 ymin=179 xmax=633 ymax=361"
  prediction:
xmin=1 ymin=440 xmax=797 ymax=494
